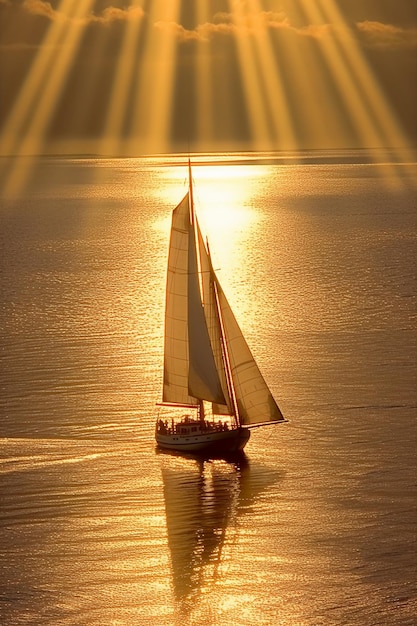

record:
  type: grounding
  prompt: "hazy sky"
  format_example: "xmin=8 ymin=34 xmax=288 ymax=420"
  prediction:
xmin=0 ymin=0 xmax=416 ymax=155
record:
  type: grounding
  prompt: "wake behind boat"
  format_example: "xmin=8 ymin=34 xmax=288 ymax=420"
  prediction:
xmin=156 ymin=161 xmax=286 ymax=454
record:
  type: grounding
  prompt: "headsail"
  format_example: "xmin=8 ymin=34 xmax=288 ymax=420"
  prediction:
xmin=197 ymin=221 xmax=233 ymax=416
xmin=215 ymin=277 xmax=285 ymax=426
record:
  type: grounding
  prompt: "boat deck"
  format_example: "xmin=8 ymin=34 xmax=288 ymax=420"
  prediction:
xmin=155 ymin=416 xmax=250 ymax=453
xmin=157 ymin=416 xmax=234 ymax=437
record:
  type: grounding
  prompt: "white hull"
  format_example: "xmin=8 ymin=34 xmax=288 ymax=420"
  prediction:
xmin=156 ymin=426 xmax=250 ymax=454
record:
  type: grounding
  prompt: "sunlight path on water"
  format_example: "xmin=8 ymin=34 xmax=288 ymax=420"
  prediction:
xmin=0 ymin=156 xmax=416 ymax=624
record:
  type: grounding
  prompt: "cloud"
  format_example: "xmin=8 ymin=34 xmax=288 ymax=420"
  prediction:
xmin=151 ymin=11 xmax=346 ymax=46
xmin=213 ymin=9 xmax=289 ymax=32
xmin=177 ymin=13 xmax=417 ymax=51
xmin=21 ymin=0 xmax=144 ymax=25
xmin=92 ymin=6 xmax=145 ymax=25
xmin=23 ymin=0 xmax=61 ymax=21
xmin=154 ymin=21 xmax=200 ymax=42
xmin=11 ymin=2 xmax=417 ymax=50
xmin=154 ymin=10 xmax=291 ymax=43
xmin=356 ymin=21 xmax=417 ymax=48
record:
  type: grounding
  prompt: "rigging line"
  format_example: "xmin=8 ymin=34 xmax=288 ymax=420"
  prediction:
xmin=246 ymin=420 xmax=289 ymax=429
xmin=211 ymin=260 xmax=240 ymax=429
xmin=169 ymin=269 xmax=214 ymax=276
xmin=188 ymin=158 xmax=195 ymax=221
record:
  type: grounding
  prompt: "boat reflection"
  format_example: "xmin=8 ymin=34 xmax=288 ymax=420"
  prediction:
xmin=160 ymin=453 xmax=282 ymax=614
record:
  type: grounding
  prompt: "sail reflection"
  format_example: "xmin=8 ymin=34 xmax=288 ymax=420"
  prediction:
xmin=160 ymin=455 xmax=282 ymax=613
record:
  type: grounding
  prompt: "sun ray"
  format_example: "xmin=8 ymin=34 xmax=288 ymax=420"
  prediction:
xmin=0 ymin=0 xmax=414 ymax=169
xmin=246 ymin=0 xmax=298 ymax=150
xmin=296 ymin=0 xmax=416 ymax=184
xmin=130 ymin=1 xmax=181 ymax=154
xmin=320 ymin=0 xmax=414 ymax=163
xmin=0 ymin=0 xmax=78 ymax=158
xmin=227 ymin=0 xmax=272 ymax=151
xmin=195 ymin=1 xmax=213 ymax=149
xmin=100 ymin=1 xmax=145 ymax=156
xmin=2 ymin=0 xmax=95 ymax=196
xmin=18 ymin=0 xmax=95 ymax=156
xmin=299 ymin=1 xmax=382 ymax=146
xmin=262 ymin=2 xmax=346 ymax=150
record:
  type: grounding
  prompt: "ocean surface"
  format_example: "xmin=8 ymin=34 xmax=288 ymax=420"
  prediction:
xmin=1 ymin=152 xmax=416 ymax=625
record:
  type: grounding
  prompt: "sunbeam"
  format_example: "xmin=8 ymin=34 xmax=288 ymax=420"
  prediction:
xmin=299 ymin=1 xmax=386 ymax=148
xmin=0 ymin=0 xmax=415 ymax=180
xmin=246 ymin=0 xmax=297 ymax=150
xmin=0 ymin=0 xmax=79 ymax=158
xmin=2 ymin=0 xmax=95 ymax=196
xmin=295 ymin=0 xmax=414 ymax=183
xmin=227 ymin=0 xmax=271 ymax=151
xmin=130 ymin=1 xmax=181 ymax=154
xmin=101 ymin=1 xmax=145 ymax=156
xmin=320 ymin=0 xmax=414 ymax=162
xmin=195 ymin=1 xmax=213 ymax=149
xmin=17 ymin=0 xmax=95 ymax=156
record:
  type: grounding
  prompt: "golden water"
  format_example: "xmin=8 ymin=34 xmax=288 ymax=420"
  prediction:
xmin=1 ymin=153 xmax=416 ymax=625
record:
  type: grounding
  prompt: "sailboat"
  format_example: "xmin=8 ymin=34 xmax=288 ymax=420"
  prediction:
xmin=156 ymin=160 xmax=286 ymax=454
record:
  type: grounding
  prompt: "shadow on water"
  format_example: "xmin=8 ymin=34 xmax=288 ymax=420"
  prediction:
xmin=158 ymin=449 xmax=284 ymax=616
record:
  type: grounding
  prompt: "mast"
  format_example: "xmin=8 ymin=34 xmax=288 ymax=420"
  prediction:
xmin=188 ymin=158 xmax=194 ymax=224
xmin=208 ymin=245 xmax=241 ymax=429
xmin=188 ymin=158 xmax=208 ymax=426
xmin=188 ymin=158 xmax=201 ymax=423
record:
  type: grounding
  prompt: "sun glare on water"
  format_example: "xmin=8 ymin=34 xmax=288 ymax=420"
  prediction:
xmin=154 ymin=162 xmax=264 ymax=243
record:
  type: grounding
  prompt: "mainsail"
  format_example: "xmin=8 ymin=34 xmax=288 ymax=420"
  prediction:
xmin=162 ymin=165 xmax=285 ymax=428
xmin=163 ymin=194 xmax=196 ymax=406
xmin=163 ymin=192 xmax=225 ymax=406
